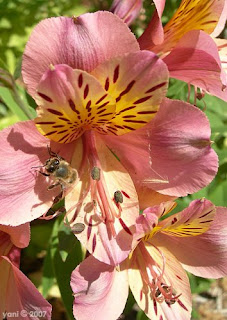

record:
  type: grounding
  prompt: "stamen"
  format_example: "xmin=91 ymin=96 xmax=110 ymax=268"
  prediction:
xmin=137 ymin=242 xmax=181 ymax=306
xmin=83 ymin=131 xmax=123 ymax=238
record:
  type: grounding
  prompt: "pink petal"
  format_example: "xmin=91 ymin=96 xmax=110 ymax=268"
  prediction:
xmin=66 ymin=133 xmax=139 ymax=265
xmin=103 ymin=98 xmax=218 ymax=196
xmin=215 ymin=38 xmax=227 ymax=73
xmin=35 ymin=64 xmax=115 ymax=143
xmin=0 ymin=224 xmax=30 ymax=248
xmin=71 ymin=255 xmax=128 ymax=320
xmin=22 ymin=12 xmax=139 ymax=97
xmin=134 ymin=201 xmax=177 ymax=240
xmin=134 ymin=207 xmax=159 ymax=239
xmin=138 ymin=0 xmax=166 ymax=48
xmin=0 ymin=256 xmax=52 ymax=319
xmin=211 ymin=0 xmax=227 ymax=37
xmin=128 ymin=244 xmax=192 ymax=320
xmin=155 ymin=207 xmax=227 ymax=278
xmin=110 ymin=0 xmax=142 ymax=25
xmin=163 ymin=30 xmax=227 ymax=101
xmin=0 ymin=120 xmax=75 ymax=226
xmin=137 ymin=185 xmax=176 ymax=210
xmin=146 ymin=0 xmax=226 ymax=54
xmin=91 ymin=50 xmax=169 ymax=135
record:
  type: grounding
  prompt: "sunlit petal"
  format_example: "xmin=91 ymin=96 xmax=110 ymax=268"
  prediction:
xmin=91 ymin=50 xmax=169 ymax=135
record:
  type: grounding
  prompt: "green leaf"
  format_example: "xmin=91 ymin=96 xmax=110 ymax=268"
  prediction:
xmin=123 ymin=290 xmax=136 ymax=316
xmin=49 ymin=218 xmax=83 ymax=320
xmin=188 ymin=273 xmax=213 ymax=294
xmin=0 ymin=86 xmax=28 ymax=120
xmin=208 ymin=180 xmax=227 ymax=207
xmin=13 ymin=56 xmax=22 ymax=80
xmin=136 ymin=310 xmax=149 ymax=320
xmin=58 ymin=220 xmax=80 ymax=262
xmin=42 ymin=246 xmax=55 ymax=298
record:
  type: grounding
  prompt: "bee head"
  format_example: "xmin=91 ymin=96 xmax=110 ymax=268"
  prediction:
xmin=45 ymin=158 xmax=60 ymax=173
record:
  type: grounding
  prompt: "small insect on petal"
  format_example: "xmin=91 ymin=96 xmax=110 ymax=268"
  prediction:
xmin=114 ymin=190 xmax=123 ymax=204
xmin=91 ymin=166 xmax=101 ymax=181
xmin=72 ymin=223 xmax=85 ymax=234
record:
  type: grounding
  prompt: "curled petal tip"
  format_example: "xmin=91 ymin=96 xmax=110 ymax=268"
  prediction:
xmin=72 ymin=15 xmax=79 ymax=24
xmin=49 ymin=64 xmax=55 ymax=71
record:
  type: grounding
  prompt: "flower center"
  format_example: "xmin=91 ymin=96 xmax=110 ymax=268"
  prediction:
xmin=137 ymin=242 xmax=180 ymax=306
xmin=67 ymin=130 xmax=132 ymax=238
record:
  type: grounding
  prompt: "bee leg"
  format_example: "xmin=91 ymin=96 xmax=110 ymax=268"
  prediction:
xmin=37 ymin=171 xmax=50 ymax=177
xmin=48 ymin=182 xmax=61 ymax=190
xmin=47 ymin=145 xmax=58 ymax=157
xmin=47 ymin=145 xmax=63 ymax=160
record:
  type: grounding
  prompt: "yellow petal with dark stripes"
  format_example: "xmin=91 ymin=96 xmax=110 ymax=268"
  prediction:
xmin=160 ymin=199 xmax=216 ymax=237
xmin=157 ymin=0 xmax=225 ymax=53
xmin=91 ymin=51 xmax=169 ymax=135
xmin=35 ymin=65 xmax=116 ymax=143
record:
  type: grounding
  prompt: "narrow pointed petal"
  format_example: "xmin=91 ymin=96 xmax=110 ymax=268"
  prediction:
xmin=103 ymin=98 xmax=218 ymax=196
xmin=0 ymin=121 xmax=75 ymax=226
xmin=35 ymin=64 xmax=116 ymax=143
xmin=163 ymin=30 xmax=227 ymax=101
xmin=91 ymin=50 xmax=169 ymax=135
xmin=110 ymin=0 xmax=142 ymax=25
xmin=22 ymin=12 xmax=139 ymax=97
xmin=159 ymin=199 xmax=215 ymax=237
xmin=71 ymin=255 xmax=128 ymax=320
xmin=66 ymin=134 xmax=139 ymax=265
xmin=155 ymin=207 xmax=227 ymax=278
xmin=147 ymin=0 xmax=226 ymax=54
xmin=0 ymin=224 xmax=30 ymax=248
xmin=0 ymin=256 xmax=52 ymax=319
xmin=138 ymin=0 xmax=166 ymax=48
xmin=128 ymin=244 xmax=191 ymax=320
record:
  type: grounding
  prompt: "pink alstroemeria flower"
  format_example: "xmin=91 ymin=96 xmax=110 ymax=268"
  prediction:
xmin=110 ymin=0 xmax=143 ymax=25
xmin=139 ymin=0 xmax=227 ymax=101
xmin=0 ymin=12 xmax=218 ymax=265
xmin=71 ymin=200 xmax=227 ymax=320
xmin=0 ymin=224 xmax=52 ymax=319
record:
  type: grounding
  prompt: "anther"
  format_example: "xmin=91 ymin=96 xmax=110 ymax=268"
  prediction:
xmin=72 ymin=223 xmax=85 ymax=234
xmin=91 ymin=166 xmax=100 ymax=181
xmin=114 ymin=190 xmax=123 ymax=204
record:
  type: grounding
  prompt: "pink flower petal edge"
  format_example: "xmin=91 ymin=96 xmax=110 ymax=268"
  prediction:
xmin=0 ymin=224 xmax=30 ymax=248
xmin=0 ymin=120 xmax=75 ymax=226
xmin=0 ymin=256 xmax=52 ymax=319
xmin=103 ymin=98 xmax=218 ymax=197
xmin=110 ymin=0 xmax=143 ymax=25
xmin=22 ymin=11 xmax=139 ymax=98
xmin=138 ymin=0 xmax=166 ymax=48
xmin=163 ymin=30 xmax=227 ymax=101
xmin=155 ymin=206 xmax=227 ymax=279
xmin=71 ymin=255 xmax=128 ymax=320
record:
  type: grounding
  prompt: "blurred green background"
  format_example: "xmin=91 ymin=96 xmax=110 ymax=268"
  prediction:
xmin=0 ymin=0 xmax=227 ymax=319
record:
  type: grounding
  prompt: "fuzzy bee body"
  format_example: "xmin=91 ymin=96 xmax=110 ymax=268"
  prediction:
xmin=34 ymin=147 xmax=78 ymax=218
xmin=45 ymin=157 xmax=77 ymax=188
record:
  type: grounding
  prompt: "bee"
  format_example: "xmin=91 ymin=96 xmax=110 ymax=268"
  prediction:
xmin=33 ymin=146 xmax=78 ymax=215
